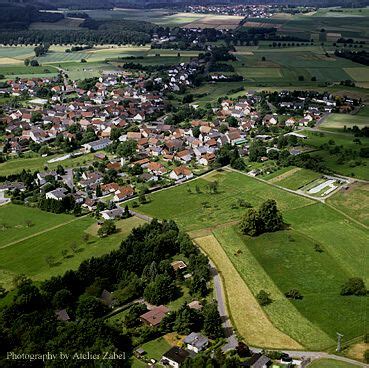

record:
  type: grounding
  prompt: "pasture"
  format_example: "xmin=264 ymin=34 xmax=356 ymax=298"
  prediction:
xmin=327 ymin=182 xmax=369 ymax=227
xmin=307 ymin=359 xmax=358 ymax=368
xmin=301 ymin=130 xmax=369 ymax=180
xmin=195 ymin=234 xmax=302 ymax=349
xmin=0 ymin=204 xmax=145 ymax=288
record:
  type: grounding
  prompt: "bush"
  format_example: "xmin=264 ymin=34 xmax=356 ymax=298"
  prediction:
xmin=341 ymin=278 xmax=367 ymax=296
xmin=257 ymin=290 xmax=272 ymax=306
xmin=97 ymin=220 xmax=116 ymax=238
xmin=285 ymin=289 xmax=303 ymax=300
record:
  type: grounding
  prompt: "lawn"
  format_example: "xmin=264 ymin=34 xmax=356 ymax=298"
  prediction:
xmin=136 ymin=169 xmax=314 ymax=232
xmin=0 ymin=212 xmax=145 ymax=289
xmin=307 ymin=359 xmax=359 ymax=368
xmin=138 ymin=336 xmax=171 ymax=362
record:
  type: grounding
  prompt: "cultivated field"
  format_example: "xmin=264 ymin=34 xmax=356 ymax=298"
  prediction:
xmin=0 ymin=204 xmax=145 ymax=288
xmin=308 ymin=359 xmax=359 ymax=368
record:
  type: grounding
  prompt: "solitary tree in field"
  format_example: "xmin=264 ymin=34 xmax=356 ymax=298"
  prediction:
xmin=61 ymin=249 xmax=68 ymax=259
xmin=240 ymin=208 xmax=261 ymax=237
xmin=256 ymin=290 xmax=272 ymax=306
xmin=258 ymin=199 xmax=283 ymax=233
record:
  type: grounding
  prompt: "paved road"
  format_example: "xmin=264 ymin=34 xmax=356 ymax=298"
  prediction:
xmin=208 ymin=261 xmax=238 ymax=352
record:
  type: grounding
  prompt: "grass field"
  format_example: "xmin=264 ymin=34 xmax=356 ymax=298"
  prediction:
xmin=195 ymin=234 xmax=302 ymax=349
xmin=137 ymin=170 xmax=369 ymax=349
xmin=320 ymin=113 xmax=369 ymax=131
xmin=328 ymin=183 xmax=369 ymax=226
xmin=307 ymin=359 xmax=358 ymax=368
xmin=0 ymin=205 xmax=145 ymax=288
xmin=301 ymin=130 xmax=369 ymax=180
xmin=135 ymin=170 xmax=314 ymax=232
xmin=0 ymin=152 xmax=98 ymax=177
xmin=138 ymin=336 xmax=171 ymax=362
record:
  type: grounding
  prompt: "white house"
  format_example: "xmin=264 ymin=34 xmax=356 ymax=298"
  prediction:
xmin=183 ymin=332 xmax=209 ymax=353
xmin=46 ymin=188 xmax=68 ymax=201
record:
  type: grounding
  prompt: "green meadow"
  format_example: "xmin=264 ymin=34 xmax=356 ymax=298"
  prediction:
xmin=0 ymin=204 xmax=145 ymax=288
xmin=136 ymin=170 xmax=369 ymax=349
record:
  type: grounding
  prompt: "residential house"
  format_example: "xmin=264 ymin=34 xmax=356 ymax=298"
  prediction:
xmin=82 ymin=138 xmax=112 ymax=152
xmin=169 ymin=166 xmax=193 ymax=181
xmin=140 ymin=305 xmax=169 ymax=327
xmin=45 ymin=188 xmax=68 ymax=201
xmin=161 ymin=347 xmax=189 ymax=368
xmin=101 ymin=208 xmax=124 ymax=220
xmin=183 ymin=332 xmax=209 ymax=353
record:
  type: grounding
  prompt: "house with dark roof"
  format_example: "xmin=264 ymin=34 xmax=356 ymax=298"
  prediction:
xmin=161 ymin=347 xmax=189 ymax=368
xmin=241 ymin=353 xmax=271 ymax=368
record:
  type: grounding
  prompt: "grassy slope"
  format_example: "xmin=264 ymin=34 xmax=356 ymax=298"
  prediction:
xmin=0 ymin=209 xmax=145 ymax=288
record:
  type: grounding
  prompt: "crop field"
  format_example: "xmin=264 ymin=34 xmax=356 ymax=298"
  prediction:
xmin=0 ymin=205 xmax=145 ymax=289
xmin=29 ymin=18 xmax=84 ymax=30
xmin=320 ymin=113 xmax=369 ymax=130
xmin=137 ymin=169 xmax=369 ymax=349
xmin=230 ymin=46 xmax=359 ymax=85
